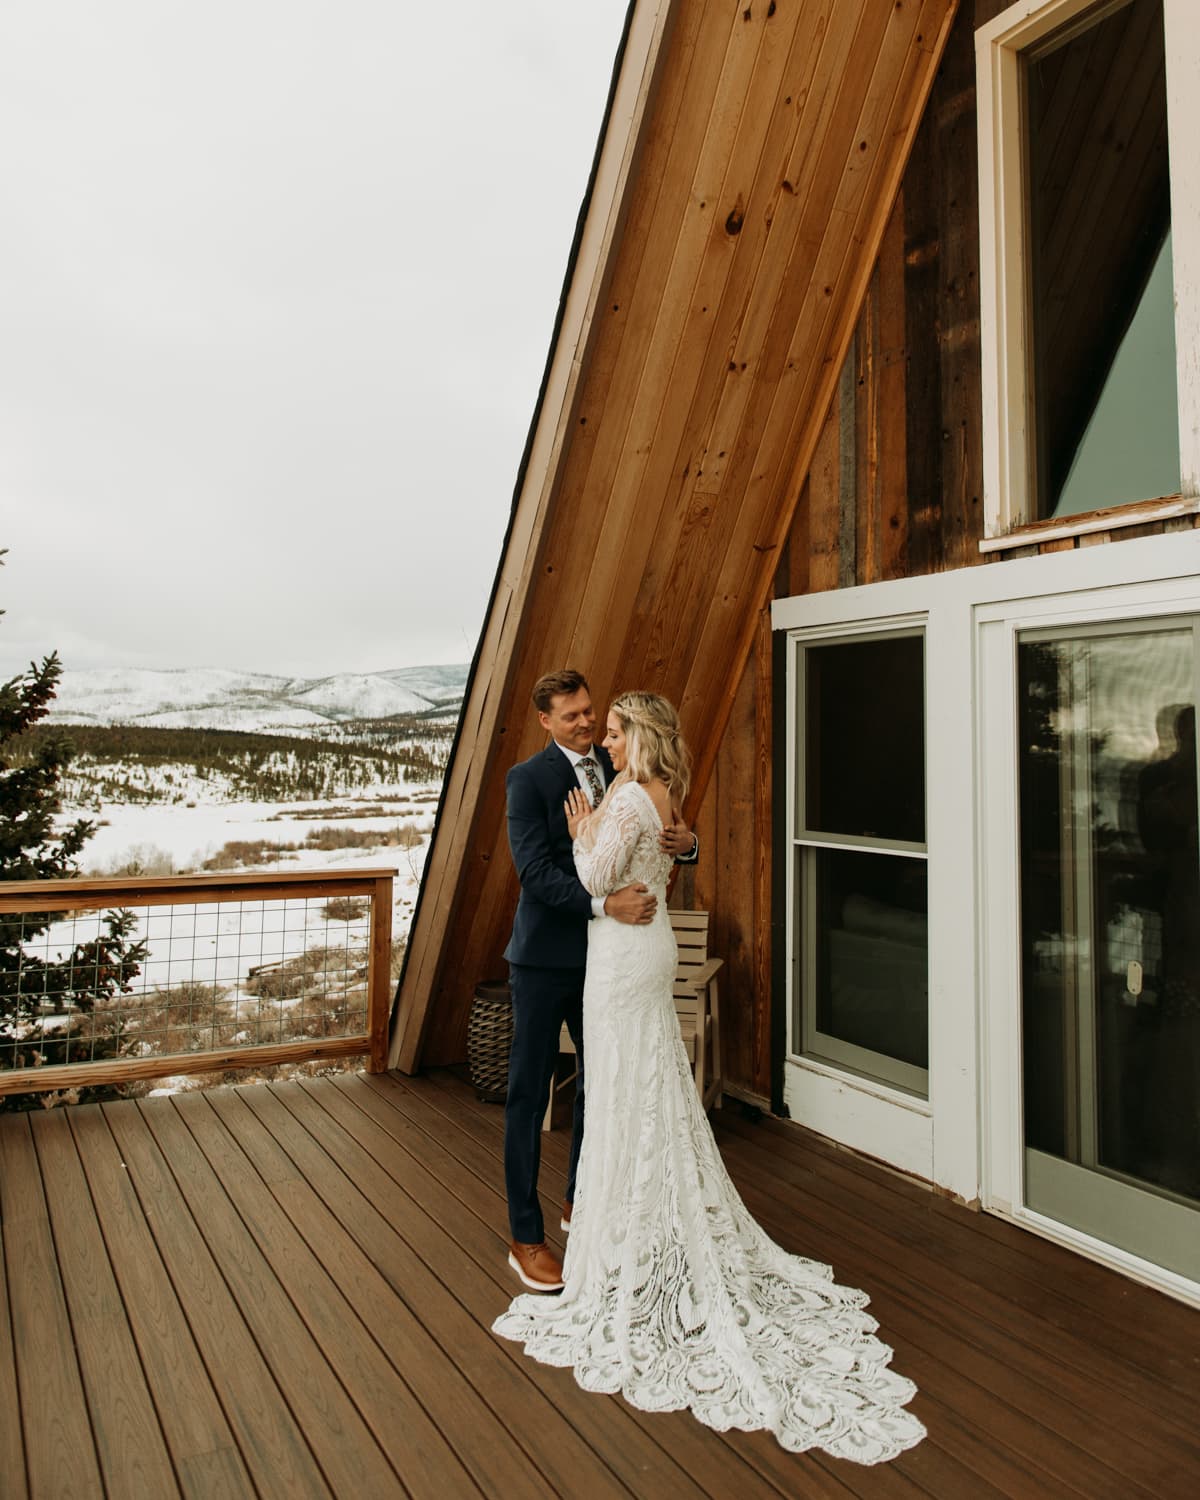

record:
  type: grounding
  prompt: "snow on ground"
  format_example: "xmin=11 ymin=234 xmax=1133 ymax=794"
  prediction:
xmin=32 ymin=782 xmax=442 ymax=1032
xmin=77 ymin=788 xmax=437 ymax=929
xmin=105 ymin=705 xmax=335 ymax=733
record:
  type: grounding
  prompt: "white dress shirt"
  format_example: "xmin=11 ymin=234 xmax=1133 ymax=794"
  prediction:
xmin=555 ymin=741 xmax=610 ymax=919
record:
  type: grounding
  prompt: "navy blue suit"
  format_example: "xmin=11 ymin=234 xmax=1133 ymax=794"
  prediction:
xmin=502 ymin=742 xmax=613 ymax=1243
xmin=505 ymin=744 xmax=613 ymax=968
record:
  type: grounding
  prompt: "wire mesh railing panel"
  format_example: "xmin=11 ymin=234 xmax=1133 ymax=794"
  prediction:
xmin=0 ymin=871 xmax=392 ymax=1091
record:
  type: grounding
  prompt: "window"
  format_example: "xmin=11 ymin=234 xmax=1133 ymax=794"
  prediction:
xmin=791 ymin=631 xmax=929 ymax=1096
xmin=978 ymin=0 xmax=1198 ymax=536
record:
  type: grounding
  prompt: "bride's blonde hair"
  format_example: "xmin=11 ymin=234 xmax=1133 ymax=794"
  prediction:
xmin=610 ymin=691 xmax=691 ymax=803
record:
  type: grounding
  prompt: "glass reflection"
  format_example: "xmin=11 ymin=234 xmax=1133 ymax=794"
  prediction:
xmin=805 ymin=635 xmax=924 ymax=843
xmin=1026 ymin=0 xmax=1178 ymax=518
xmin=1018 ymin=629 xmax=1200 ymax=1205
xmin=812 ymin=846 xmax=928 ymax=1070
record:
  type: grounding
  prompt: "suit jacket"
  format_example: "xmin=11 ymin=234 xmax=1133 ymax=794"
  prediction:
xmin=504 ymin=742 xmax=616 ymax=969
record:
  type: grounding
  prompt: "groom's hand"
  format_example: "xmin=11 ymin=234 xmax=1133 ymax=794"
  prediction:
xmin=604 ymin=883 xmax=656 ymax=924
xmin=660 ymin=818 xmax=697 ymax=858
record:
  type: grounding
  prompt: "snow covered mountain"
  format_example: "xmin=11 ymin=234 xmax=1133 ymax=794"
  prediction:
xmin=48 ymin=663 xmax=469 ymax=732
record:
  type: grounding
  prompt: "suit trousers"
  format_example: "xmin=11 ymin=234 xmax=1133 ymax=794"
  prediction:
xmin=504 ymin=962 xmax=586 ymax=1243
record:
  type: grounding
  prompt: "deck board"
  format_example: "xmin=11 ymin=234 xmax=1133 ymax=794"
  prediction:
xmin=101 ymin=1099 xmax=332 ymax=1500
xmin=719 ymin=1111 xmax=1200 ymax=1448
xmin=0 ymin=1069 xmax=1198 ymax=1499
xmin=169 ymin=1089 xmax=470 ymax=1499
xmin=0 ymin=1112 xmax=106 ymax=1499
xmin=236 ymin=1079 xmax=638 ymax=1497
xmin=717 ymin=1128 xmax=1191 ymax=1493
xmin=353 ymin=1073 xmax=831 ymax=1500
xmin=67 ymin=1102 xmax=254 ymax=1500
xmin=720 ymin=1132 xmax=1189 ymax=1496
xmin=292 ymin=1075 xmax=718 ymax=1500
xmin=133 ymin=1094 xmax=405 ymax=1498
xmin=227 ymin=1081 xmax=585 ymax=1499
xmin=0 ymin=1214 xmax=29 ymax=1499
xmin=30 ymin=1109 xmax=178 ymax=1498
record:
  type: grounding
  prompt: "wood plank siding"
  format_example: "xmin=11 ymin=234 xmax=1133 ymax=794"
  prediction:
xmin=396 ymin=0 xmax=960 ymax=1071
xmin=1 ymin=1069 xmax=1197 ymax=1497
xmin=674 ymin=0 xmax=1200 ymax=1101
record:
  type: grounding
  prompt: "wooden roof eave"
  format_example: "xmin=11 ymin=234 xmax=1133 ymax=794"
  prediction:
xmin=389 ymin=0 xmax=677 ymax=1071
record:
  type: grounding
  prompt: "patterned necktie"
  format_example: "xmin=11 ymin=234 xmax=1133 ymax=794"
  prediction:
xmin=578 ymin=755 xmax=604 ymax=807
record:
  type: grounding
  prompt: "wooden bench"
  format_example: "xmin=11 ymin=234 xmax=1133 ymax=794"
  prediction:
xmin=543 ymin=909 xmax=724 ymax=1129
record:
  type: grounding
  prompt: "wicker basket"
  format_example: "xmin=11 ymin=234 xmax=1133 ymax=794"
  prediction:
xmin=466 ymin=980 xmax=514 ymax=1103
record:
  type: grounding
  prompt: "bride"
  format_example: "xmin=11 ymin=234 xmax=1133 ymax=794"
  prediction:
xmin=493 ymin=691 xmax=926 ymax=1464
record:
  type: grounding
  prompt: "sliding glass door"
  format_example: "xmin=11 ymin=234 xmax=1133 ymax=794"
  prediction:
xmin=1017 ymin=620 xmax=1200 ymax=1279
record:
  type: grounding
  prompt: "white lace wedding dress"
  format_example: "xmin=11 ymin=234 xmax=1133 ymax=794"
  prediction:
xmin=493 ymin=779 xmax=926 ymax=1464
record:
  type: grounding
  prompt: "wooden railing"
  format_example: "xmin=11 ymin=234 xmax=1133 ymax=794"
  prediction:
xmin=0 ymin=868 xmax=394 ymax=1098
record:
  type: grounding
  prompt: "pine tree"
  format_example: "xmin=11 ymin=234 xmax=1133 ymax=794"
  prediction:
xmin=1 ymin=551 xmax=147 ymax=1101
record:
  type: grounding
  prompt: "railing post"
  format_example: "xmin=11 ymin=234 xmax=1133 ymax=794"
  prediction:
xmin=367 ymin=875 xmax=393 ymax=1073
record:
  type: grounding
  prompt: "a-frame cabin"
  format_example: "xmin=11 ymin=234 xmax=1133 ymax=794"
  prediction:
xmin=393 ymin=0 xmax=1200 ymax=1309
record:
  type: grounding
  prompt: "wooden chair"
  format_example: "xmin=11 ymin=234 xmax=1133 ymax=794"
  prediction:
xmin=670 ymin=909 xmax=724 ymax=1111
xmin=542 ymin=909 xmax=724 ymax=1129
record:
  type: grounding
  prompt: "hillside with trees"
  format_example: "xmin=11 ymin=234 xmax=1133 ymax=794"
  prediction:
xmin=20 ymin=719 xmax=454 ymax=806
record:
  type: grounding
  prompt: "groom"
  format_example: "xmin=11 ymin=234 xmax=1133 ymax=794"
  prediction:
xmin=503 ymin=668 xmax=698 ymax=1291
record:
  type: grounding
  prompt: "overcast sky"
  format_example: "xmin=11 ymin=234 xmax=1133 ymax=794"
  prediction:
xmin=0 ymin=1 xmax=628 ymax=679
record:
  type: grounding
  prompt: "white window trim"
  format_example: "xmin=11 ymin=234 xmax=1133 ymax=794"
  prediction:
xmin=976 ymin=0 xmax=1200 ymax=540
xmin=773 ymin=527 xmax=1200 ymax=1304
xmin=781 ymin=612 xmax=955 ymax=1192
xmin=978 ymin=495 xmax=1200 ymax=554
xmin=786 ymin=621 xmax=931 ymax=1108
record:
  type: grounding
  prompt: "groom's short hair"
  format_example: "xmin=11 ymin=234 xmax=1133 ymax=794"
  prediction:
xmin=532 ymin=669 xmax=589 ymax=713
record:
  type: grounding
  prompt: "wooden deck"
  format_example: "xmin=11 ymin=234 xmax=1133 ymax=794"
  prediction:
xmin=1 ymin=1070 xmax=1197 ymax=1499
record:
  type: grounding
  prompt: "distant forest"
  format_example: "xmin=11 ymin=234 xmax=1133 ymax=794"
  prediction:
xmin=24 ymin=719 xmax=456 ymax=804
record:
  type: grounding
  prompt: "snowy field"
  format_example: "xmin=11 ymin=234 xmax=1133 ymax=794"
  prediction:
xmin=77 ymin=785 xmax=439 ymax=923
xmin=11 ymin=776 xmax=445 ymax=1089
xmin=60 ymin=779 xmax=441 ymax=978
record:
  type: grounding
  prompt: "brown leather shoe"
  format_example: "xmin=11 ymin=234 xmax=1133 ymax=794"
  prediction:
xmin=507 ymin=1240 xmax=563 ymax=1291
xmin=560 ymin=1200 xmax=572 ymax=1233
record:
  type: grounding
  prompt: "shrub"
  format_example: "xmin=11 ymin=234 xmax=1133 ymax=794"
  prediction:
xmin=245 ymin=945 xmax=357 ymax=1001
xmin=323 ymin=896 xmax=369 ymax=923
xmin=302 ymin=823 xmax=422 ymax=852
xmin=121 ymin=981 xmax=237 ymax=1054
xmin=94 ymin=843 xmax=176 ymax=877
xmin=202 ymin=839 xmax=298 ymax=871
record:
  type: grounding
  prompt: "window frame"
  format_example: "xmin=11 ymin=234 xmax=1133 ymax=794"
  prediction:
xmin=976 ymin=0 xmax=1200 ymax=543
xmin=787 ymin=620 xmax=930 ymax=1097
xmin=773 ymin=530 xmax=1200 ymax=1299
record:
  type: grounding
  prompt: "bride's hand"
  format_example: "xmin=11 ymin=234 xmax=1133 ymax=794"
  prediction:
xmin=564 ymin=787 xmax=591 ymax=839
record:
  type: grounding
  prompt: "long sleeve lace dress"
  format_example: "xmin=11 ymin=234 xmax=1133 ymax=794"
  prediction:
xmin=492 ymin=778 xmax=926 ymax=1464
